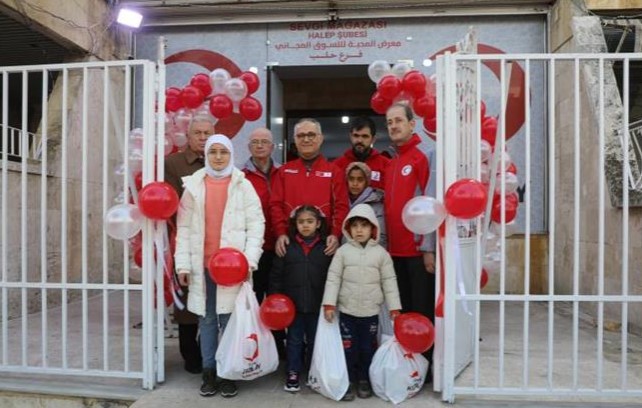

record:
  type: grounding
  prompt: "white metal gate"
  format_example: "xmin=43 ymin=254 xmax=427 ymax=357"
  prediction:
xmin=0 ymin=59 xmax=166 ymax=390
xmin=437 ymin=51 xmax=642 ymax=402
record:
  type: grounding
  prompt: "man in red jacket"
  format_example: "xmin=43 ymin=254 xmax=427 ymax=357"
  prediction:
xmin=333 ymin=116 xmax=389 ymax=190
xmin=242 ymin=127 xmax=280 ymax=302
xmin=384 ymin=102 xmax=435 ymax=336
xmin=270 ymin=118 xmax=349 ymax=257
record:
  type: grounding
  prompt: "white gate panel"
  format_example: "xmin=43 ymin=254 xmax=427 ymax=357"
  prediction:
xmin=0 ymin=60 xmax=164 ymax=390
xmin=438 ymin=52 xmax=642 ymax=402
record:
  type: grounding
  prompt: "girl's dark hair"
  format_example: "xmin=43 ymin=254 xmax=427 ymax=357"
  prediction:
xmin=288 ymin=205 xmax=328 ymax=239
xmin=347 ymin=216 xmax=373 ymax=228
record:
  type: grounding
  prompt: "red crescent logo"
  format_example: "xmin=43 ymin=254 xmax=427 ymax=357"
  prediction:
xmin=244 ymin=333 xmax=259 ymax=362
xmin=165 ymin=49 xmax=246 ymax=138
xmin=429 ymin=44 xmax=526 ymax=141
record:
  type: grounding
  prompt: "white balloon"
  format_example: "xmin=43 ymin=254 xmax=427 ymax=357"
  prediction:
xmin=163 ymin=134 xmax=174 ymax=156
xmin=482 ymin=251 xmax=501 ymax=274
xmin=391 ymin=62 xmax=412 ymax=79
xmin=173 ymin=132 xmax=188 ymax=148
xmin=480 ymin=140 xmax=492 ymax=163
xmin=367 ymin=60 xmax=391 ymax=84
xmin=494 ymin=150 xmax=513 ymax=172
xmin=224 ymin=78 xmax=248 ymax=103
xmin=174 ymin=108 xmax=193 ymax=134
xmin=494 ymin=172 xmax=519 ymax=195
xmin=481 ymin=163 xmax=490 ymax=184
xmin=105 ymin=204 xmax=143 ymax=240
xmin=210 ymin=68 xmax=231 ymax=95
xmin=401 ymin=196 xmax=447 ymax=235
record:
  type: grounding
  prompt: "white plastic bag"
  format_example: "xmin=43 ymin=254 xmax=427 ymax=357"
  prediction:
xmin=308 ymin=312 xmax=349 ymax=401
xmin=369 ymin=336 xmax=429 ymax=404
xmin=215 ymin=282 xmax=279 ymax=380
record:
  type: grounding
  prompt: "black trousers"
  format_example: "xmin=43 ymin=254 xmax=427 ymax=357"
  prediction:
xmin=178 ymin=323 xmax=201 ymax=370
xmin=392 ymin=255 xmax=435 ymax=363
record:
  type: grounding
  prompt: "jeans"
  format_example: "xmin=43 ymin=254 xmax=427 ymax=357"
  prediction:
xmin=339 ymin=313 xmax=379 ymax=383
xmin=286 ymin=312 xmax=318 ymax=373
xmin=199 ymin=271 xmax=231 ymax=370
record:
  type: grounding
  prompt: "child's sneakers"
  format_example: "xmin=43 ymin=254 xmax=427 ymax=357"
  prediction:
xmin=199 ymin=369 xmax=218 ymax=397
xmin=284 ymin=371 xmax=301 ymax=392
xmin=219 ymin=379 xmax=238 ymax=398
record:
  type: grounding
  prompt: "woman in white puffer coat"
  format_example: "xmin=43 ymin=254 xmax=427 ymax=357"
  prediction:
xmin=174 ymin=134 xmax=264 ymax=399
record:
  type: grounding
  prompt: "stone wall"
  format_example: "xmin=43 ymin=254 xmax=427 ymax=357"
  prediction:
xmin=0 ymin=0 xmax=132 ymax=318
xmin=550 ymin=0 xmax=642 ymax=332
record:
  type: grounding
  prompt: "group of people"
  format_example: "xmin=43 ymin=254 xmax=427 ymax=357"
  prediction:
xmin=166 ymin=102 xmax=435 ymax=400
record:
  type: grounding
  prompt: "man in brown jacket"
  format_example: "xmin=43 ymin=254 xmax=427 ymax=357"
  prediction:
xmin=164 ymin=115 xmax=215 ymax=374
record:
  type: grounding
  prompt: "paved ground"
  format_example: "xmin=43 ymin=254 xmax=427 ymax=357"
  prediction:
xmin=0 ymin=292 xmax=641 ymax=407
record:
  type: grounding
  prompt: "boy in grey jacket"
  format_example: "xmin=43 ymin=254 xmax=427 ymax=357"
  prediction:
xmin=322 ymin=203 xmax=401 ymax=401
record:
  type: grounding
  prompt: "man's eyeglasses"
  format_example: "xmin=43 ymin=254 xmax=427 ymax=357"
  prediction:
xmin=250 ymin=139 xmax=272 ymax=146
xmin=295 ymin=132 xmax=318 ymax=141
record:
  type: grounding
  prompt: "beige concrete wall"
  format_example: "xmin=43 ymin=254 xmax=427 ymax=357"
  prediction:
xmin=0 ymin=0 xmax=127 ymax=61
xmin=0 ymin=0 xmax=133 ymax=317
xmin=548 ymin=0 xmax=642 ymax=333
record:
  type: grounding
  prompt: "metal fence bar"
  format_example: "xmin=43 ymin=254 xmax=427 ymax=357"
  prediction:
xmin=546 ymin=57 xmax=556 ymax=391
xmin=441 ymin=51 xmax=459 ymax=403
xmin=621 ymin=57 xmax=630 ymax=390
xmin=81 ymin=67 xmax=89 ymax=371
xmin=61 ymin=67 xmax=69 ymax=370
xmin=141 ymin=61 xmax=155 ymax=390
xmin=523 ymin=57 xmax=532 ymax=389
xmin=1 ymin=71 xmax=8 ymax=366
xmin=40 ymin=68 xmax=49 ymax=368
xmin=597 ymin=58 xmax=605 ymax=391
xmin=156 ymin=53 xmax=167 ymax=384
xmin=20 ymin=70 xmax=28 ymax=367
xmin=102 ymin=67 xmax=110 ymax=372
xmin=473 ymin=58 xmax=482 ymax=391
xmin=572 ymin=57 xmax=581 ymax=390
xmin=497 ymin=59 xmax=507 ymax=389
xmin=123 ymin=64 xmax=132 ymax=374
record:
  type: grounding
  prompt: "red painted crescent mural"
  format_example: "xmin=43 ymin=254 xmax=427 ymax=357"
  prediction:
xmin=165 ymin=49 xmax=246 ymax=138
xmin=430 ymin=44 xmax=526 ymax=140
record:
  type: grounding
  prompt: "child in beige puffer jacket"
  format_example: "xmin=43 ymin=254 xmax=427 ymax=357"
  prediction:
xmin=322 ymin=203 xmax=401 ymax=401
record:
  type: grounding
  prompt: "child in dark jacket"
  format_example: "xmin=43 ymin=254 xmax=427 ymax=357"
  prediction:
xmin=269 ymin=205 xmax=332 ymax=393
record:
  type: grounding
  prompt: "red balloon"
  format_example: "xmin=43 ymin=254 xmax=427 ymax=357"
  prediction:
xmin=490 ymin=192 xmax=518 ymax=223
xmin=133 ymin=245 xmax=157 ymax=267
xmin=413 ymin=95 xmax=436 ymax=119
xmin=165 ymin=87 xmax=183 ymax=112
xmin=480 ymin=268 xmax=489 ymax=289
xmin=138 ymin=181 xmax=179 ymax=220
xmin=423 ymin=116 xmax=437 ymax=139
xmin=444 ymin=178 xmax=488 ymax=219
xmin=239 ymin=96 xmax=263 ymax=121
xmin=239 ymin=71 xmax=260 ymax=95
xmin=190 ymin=73 xmax=212 ymax=97
xmin=394 ymin=312 xmax=435 ymax=354
xmin=402 ymin=70 xmax=427 ymax=98
xmin=370 ymin=92 xmax=392 ymax=115
xmin=378 ymin=75 xmax=401 ymax=100
xmin=209 ymin=94 xmax=234 ymax=119
xmin=134 ymin=171 xmax=143 ymax=191
xmin=506 ymin=162 xmax=518 ymax=175
xmin=435 ymin=293 xmax=444 ymax=318
xmin=180 ymin=85 xmax=205 ymax=109
xmin=481 ymin=116 xmax=498 ymax=146
xmin=208 ymin=248 xmax=249 ymax=286
xmin=260 ymin=294 xmax=295 ymax=330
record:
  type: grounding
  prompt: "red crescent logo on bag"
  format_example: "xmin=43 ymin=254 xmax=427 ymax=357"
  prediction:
xmin=244 ymin=333 xmax=259 ymax=362
xmin=410 ymin=370 xmax=420 ymax=378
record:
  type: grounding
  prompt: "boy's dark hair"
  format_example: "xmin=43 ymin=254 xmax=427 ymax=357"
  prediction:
xmin=347 ymin=216 xmax=374 ymax=228
xmin=288 ymin=205 xmax=328 ymax=239
xmin=350 ymin=116 xmax=376 ymax=136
